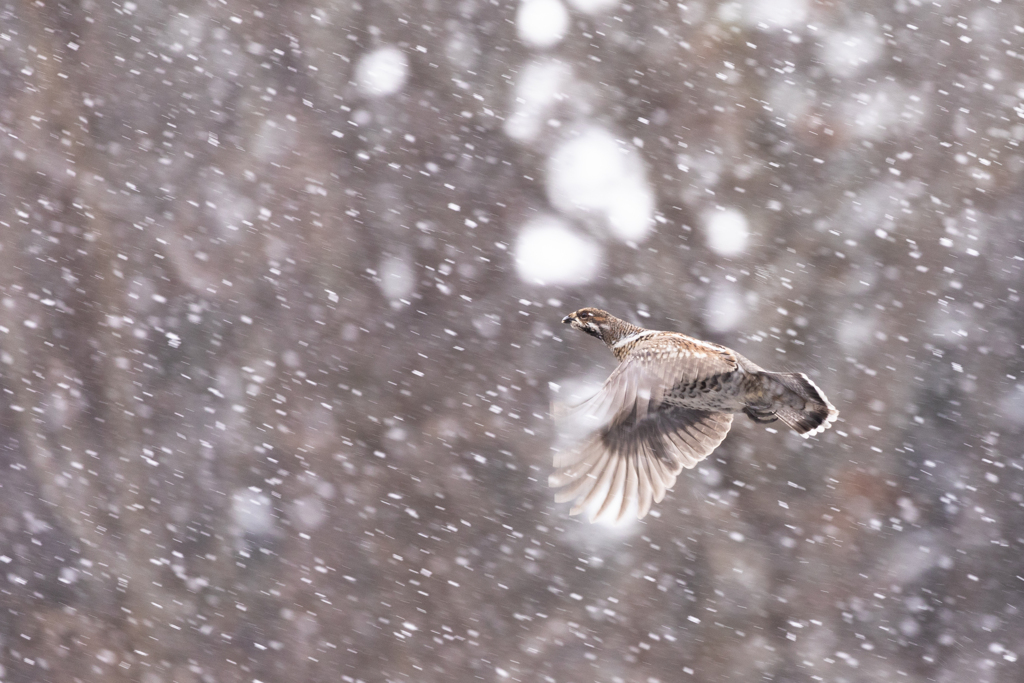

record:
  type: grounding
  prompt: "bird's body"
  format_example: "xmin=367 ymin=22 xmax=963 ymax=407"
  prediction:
xmin=552 ymin=308 xmax=838 ymax=522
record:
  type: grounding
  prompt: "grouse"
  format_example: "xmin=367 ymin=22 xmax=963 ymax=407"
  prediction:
xmin=551 ymin=307 xmax=838 ymax=522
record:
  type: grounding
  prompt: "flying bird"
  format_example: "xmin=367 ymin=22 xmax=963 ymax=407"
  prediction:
xmin=552 ymin=307 xmax=838 ymax=522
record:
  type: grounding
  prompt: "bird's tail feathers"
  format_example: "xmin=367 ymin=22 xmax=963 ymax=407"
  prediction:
xmin=761 ymin=372 xmax=838 ymax=437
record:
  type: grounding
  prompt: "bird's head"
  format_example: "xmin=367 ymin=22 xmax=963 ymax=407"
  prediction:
xmin=561 ymin=307 xmax=615 ymax=342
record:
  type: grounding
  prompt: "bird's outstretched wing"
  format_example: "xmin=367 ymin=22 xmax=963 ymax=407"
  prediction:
xmin=557 ymin=335 xmax=736 ymax=430
xmin=550 ymin=336 xmax=737 ymax=522
xmin=550 ymin=408 xmax=733 ymax=522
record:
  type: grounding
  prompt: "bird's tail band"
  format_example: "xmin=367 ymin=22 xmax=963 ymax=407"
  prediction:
xmin=760 ymin=372 xmax=838 ymax=437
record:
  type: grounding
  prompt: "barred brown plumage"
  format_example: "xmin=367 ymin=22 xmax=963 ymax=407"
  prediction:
xmin=552 ymin=307 xmax=839 ymax=522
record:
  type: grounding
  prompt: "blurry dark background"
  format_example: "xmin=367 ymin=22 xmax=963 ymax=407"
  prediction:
xmin=2 ymin=0 xmax=1024 ymax=681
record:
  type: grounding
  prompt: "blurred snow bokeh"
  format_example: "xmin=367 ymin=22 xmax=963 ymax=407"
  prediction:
xmin=566 ymin=0 xmax=621 ymax=14
xmin=704 ymin=283 xmax=747 ymax=333
xmin=820 ymin=19 xmax=885 ymax=78
xmin=231 ymin=489 xmax=276 ymax=536
xmin=547 ymin=127 xmax=655 ymax=242
xmin=516 ymin=0 xmax=570 ymax=49
xmin=703 ymin=207 xmax=750 ymax=257
xmin=378 ymin=253 xmax=417 ymax=300
xmin=355 ymin=45 xmax=409 ymax=97
xmin=515 ymin=215 xmax=602 ymax=285
xmin=740 ymin=0 xmax=808 ymax=29
xmin=503 ymin=58 xmax=573 ymax=141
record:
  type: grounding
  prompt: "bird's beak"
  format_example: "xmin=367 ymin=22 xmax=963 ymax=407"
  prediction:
xmin=561 ymin=314 xmax=574 ymax=324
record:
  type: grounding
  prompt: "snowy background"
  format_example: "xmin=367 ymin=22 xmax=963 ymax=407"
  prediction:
xmin=1 ymin=0 xmax=1024 ymax=681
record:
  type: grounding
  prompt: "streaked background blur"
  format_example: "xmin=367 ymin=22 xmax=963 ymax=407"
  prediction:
xmin=2 ymin=1 xmax=1024 ymax=681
